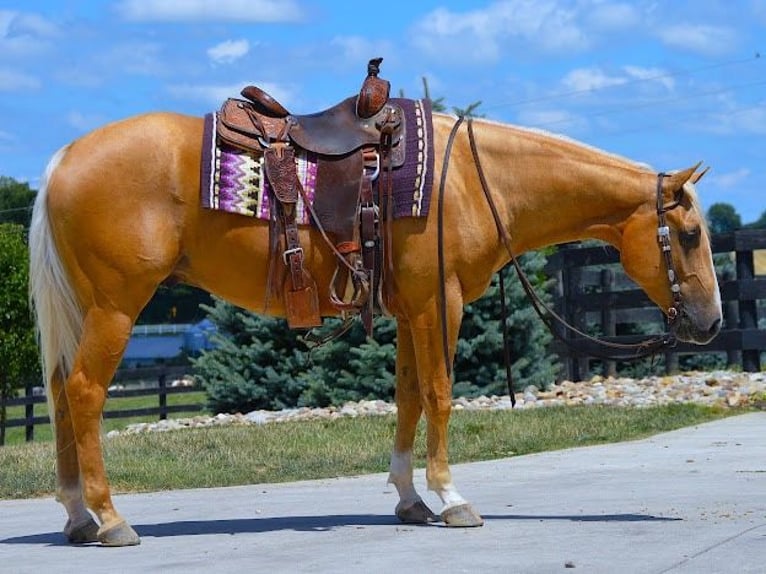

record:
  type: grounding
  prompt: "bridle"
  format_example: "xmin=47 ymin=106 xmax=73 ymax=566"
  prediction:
xmin=656 ymin=172 xmax=685 ymax=328
xmin=436 ymin=117 xmax=686 ymax=401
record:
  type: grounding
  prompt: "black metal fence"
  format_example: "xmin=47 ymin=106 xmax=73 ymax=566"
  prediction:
xmin=1 ymin=366 xmax=203 ymax=445
xmin=545 ymin=229 xmax=766 ymax=381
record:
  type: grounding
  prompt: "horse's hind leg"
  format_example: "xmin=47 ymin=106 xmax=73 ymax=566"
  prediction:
xmin=65 ymin=307 xmax=141 ymax=546
xmin=50 ymin=372 xmax=99 ymax=543
xmin=388 ymin=319 xmax=438 ymax=524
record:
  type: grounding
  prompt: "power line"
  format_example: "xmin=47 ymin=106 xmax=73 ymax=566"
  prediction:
xmin=593 ymin=100 xmax=766 ymax=140
xmin=484 ymin=52 xmax=763 ymax=112
xmin=528 ymin=78 xmax=766 ymax=131
xmin=0 ymin=206 xmax=33 ymax=215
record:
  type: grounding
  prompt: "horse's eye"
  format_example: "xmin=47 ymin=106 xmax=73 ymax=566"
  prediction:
xmin=679 ymin=227 xmax=701 ymax=249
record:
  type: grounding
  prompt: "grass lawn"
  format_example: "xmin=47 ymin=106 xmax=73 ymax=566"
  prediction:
xmin=0 ymin=402 xmax=742 ymax=500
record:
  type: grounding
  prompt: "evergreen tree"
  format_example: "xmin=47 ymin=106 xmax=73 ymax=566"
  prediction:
xmin=297 ymin=317 xmax=397 ymax=406
xmin=192 ymin=300 xmax=308 ymax=412
xmin=194 ymin=250 xmax=557 ymax=414
xmin=454 ymin=251 xmax=558 ymax=396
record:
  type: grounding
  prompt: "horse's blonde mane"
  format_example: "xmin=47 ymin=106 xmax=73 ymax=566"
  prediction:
xmin=440 ymin=113 xmax=654 ymax=171
xmin=438 ymin=113 xmax=709 ymax=230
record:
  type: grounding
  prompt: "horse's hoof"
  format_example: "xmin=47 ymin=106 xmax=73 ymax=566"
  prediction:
xmin=441 ymin=504 xmax=485 ymax=527
xmin=64 ymin=517 xmax=100 ymax=544
xmin=395 ymin=500 xmax=439 ymax=524
xmin=97 ymin=520 xmax=141 ymax=547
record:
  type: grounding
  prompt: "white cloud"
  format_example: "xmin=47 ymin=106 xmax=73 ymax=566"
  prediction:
xmin=0 ymin=10 xmax=58 ymax=58
xmin=166 ymin=82 xmax=293 ymax=107
xmin=0 ymin=67 xmax=40 ymax=91
xmin=656 ymin=24 xmax=738 ymax=56
xmin=411 ymin=1 xmax=589 ymax=63
xmin=0 ymin=129 xmax=13 ymax=142
xmin=561 ymin=67 xmax=628 ymax=92
xmin=622 ymin=66 xmax=675 ymax=92
xmin=703 ymin=104 xmax=766 ymax=135
xmin=560 ymin=65 xmax=675 ymax=96
xmin=516 ymin=108 xmax=589 ymax=133
xmin=116 ymin=0 xmax=303 ymax=23
xmin=711 ymin=168 xmax=751 ymax=189
xmin=207 ymin=39 xmax=250 ymax=65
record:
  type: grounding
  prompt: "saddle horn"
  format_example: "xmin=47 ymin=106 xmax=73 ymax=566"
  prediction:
xmin=356 ymin=57 xmax=390 ymax=119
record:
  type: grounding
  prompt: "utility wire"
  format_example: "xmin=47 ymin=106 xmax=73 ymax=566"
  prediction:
xmin=528 ymin=78 xmax=766 ymax=131
xmin=483 ymin=52 xmax=763 ymax=112
xmin=0 ymin=206 xmax=33 ymax=215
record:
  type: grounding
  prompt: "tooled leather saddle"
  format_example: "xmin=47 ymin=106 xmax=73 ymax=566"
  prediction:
xmin=215 ymin=58 xmax=405 ymax=333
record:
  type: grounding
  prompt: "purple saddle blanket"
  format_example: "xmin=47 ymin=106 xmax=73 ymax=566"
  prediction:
xmin=200 ymin=98 xmax=434 ymax=224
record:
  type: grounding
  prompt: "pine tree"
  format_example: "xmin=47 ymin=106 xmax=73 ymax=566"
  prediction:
xmin=298 ymin=317 xmax=397 ymax=406
xmin=454 ymin=251 xmax=558 ymax=396
xmin=194 ymin=250 xmax=558 ymax=413
xmin=193 ymin=299 xmax=308 ymax=412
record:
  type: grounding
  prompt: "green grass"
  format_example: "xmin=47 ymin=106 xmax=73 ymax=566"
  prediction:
xmin=3 ymin=391 xmax=207 ymax=445
xmin=0 ymin=403 xmax=740 ymax=500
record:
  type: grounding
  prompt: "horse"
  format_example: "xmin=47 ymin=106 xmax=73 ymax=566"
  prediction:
xmin=29 ymin=108 xmax=722 ymax=546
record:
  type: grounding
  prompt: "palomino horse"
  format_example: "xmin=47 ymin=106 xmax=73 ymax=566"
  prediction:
xmin=29 ymin=111 xmax=722 ymax=546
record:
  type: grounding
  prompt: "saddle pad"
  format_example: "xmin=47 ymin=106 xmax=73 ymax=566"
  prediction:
xmin=200 ymin=98 xmax=434 ymax=222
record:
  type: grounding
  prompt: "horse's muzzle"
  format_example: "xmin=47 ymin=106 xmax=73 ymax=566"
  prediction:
xmin=675 ymin=310 xmax=722 ymax=345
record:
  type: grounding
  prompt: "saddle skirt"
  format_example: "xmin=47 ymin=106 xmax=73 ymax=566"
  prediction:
xmin=200 ymin=98 xmax=435 ymax=224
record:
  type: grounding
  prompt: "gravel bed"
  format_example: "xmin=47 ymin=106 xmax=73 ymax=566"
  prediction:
xmin=106 ymin=370 xmax=766 ymax=438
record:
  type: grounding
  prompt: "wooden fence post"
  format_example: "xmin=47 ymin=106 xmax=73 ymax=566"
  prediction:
xmin=158 ymin=373 xmax=168 ymax=421
xmin=25 ymin=385 xmax=35 ymax=442
xmin=0 ymin=392 xmax=5 ymax=446
xmin=600 ymin=268 xmax=617 ymax=377
xmin=550 ymin=251 xmax=569 ymax=382
xmin=735 ymin=247 xmax=760 ymax=372
xmin=722 ymin=270 xmax=741 ymax=368
xmin=564 ymin=255 xmax=586 ymax=381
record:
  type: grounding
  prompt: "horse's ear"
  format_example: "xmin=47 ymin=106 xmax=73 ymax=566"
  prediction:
xmin=691 ymin=165 xmax=710 ymax=184
xmin=666 ymin=162 xmax=702 ymax=191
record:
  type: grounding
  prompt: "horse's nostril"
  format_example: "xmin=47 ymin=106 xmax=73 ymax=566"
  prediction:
xmin=709 ymin=318 xmax=722 ymax=336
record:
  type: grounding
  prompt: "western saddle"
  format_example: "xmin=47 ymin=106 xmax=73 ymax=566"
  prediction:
xmin=216 ymin=58 xmax=405 ymax=334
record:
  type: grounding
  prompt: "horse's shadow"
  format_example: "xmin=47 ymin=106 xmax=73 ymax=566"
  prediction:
xmin=1 ymin=512 xmax=680 ymax=546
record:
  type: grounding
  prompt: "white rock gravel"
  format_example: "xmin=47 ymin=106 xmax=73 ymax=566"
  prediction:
xmin=106 ymin=370 xmax=766 ymax=438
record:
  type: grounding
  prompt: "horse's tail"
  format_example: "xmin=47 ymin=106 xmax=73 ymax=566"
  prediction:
xmin=28 ymin=145 xmax=83 ymax=427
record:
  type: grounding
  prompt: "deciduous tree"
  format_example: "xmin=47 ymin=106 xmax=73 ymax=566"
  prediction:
xmin=0 ymin=224 xmax=40 ymax=443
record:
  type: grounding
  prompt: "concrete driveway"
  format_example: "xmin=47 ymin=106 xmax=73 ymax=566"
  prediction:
xmin=1 ymin=412 xmax=764 ymax=573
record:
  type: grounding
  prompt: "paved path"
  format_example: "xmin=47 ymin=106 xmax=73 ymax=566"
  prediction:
xmin=2 ymin=412 xmax=764 ymax=573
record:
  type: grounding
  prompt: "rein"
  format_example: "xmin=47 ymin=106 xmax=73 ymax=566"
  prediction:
xmin=436 ymin=117 xmax=684 ymax=402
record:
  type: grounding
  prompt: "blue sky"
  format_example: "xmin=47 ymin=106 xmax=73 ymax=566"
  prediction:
xmin=1 ymin=0 xmax=764 ymax=221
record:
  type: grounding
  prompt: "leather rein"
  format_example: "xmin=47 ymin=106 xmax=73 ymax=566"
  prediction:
xmin=436 ymin=117 xmax=684 ymax=403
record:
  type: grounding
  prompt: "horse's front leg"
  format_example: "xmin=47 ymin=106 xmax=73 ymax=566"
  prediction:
xmin=410 ymin=303 xmax=484 ymax=527
xmin=389 ymin=318 xmax=438 ymax=524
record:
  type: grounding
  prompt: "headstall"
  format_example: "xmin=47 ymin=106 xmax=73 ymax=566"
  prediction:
xmin=436 ymin=118 xmax=686 ymax=401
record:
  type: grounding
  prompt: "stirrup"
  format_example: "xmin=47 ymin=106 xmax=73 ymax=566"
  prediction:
xmin=329 ymin=263 xmax=370 ymax=312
